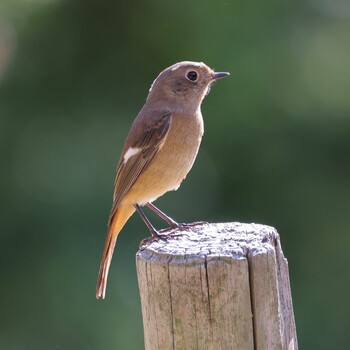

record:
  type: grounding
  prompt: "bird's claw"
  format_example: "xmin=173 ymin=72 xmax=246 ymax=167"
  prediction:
xmin=139 ymin=221 xmax=208 ymax=248
xmin=160 ymin=221 xmax=209 ymax=233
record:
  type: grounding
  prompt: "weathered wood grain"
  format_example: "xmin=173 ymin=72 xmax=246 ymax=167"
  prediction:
xmin=136 ymin=222 xmax=297 ymax=350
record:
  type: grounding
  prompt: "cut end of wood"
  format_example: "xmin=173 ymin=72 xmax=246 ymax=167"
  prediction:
xmin=136 ymin=222 xmax=298 ymax=350
xmin=137 ymin=221 xmax=280 ymax=262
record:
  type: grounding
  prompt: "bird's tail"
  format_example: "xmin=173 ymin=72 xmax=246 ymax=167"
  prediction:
xmin=96 ymin=204 xmax=135 ymax=299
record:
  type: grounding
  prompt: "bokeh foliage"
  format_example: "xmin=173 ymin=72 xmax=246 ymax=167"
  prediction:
xmin=1 ymin=0 xmax=350 ymax=349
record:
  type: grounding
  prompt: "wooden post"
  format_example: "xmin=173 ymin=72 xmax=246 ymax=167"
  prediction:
xmin=136 ymin=222 xmax=297 ymax=350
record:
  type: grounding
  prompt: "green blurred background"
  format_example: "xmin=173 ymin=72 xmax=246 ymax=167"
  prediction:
xmin=1 ymin=0 xmax=349 ymax=349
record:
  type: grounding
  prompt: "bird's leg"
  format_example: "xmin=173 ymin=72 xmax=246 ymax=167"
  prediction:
xmin=146 ymin=202 xmax=208 ymax=233
xmin=146 ymin=202 xmax=179 ymax=228
xmin=134 ymin=204 xmax=165 ymax=239
xmin=135 ymin=204 xmax=169 ymax=248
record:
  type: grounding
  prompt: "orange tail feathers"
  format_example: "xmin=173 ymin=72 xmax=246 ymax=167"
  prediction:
xmin=96 ymin=204 xmax=135 ymax=299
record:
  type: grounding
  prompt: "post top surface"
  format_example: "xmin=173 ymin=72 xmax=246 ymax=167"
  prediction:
xmin=137 ymin=222 xmax=279 ymax=263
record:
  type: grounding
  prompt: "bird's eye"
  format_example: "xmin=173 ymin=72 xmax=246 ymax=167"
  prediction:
xmin=186 ymin=71 xmax=198 ymax=81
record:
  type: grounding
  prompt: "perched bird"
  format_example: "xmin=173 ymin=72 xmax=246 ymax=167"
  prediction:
xmin=96 ymin=61 xmax=229 ymax=299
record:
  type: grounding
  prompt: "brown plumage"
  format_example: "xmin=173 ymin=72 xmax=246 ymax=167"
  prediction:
xmin=96 ymin=61 xmax=229 ymax=299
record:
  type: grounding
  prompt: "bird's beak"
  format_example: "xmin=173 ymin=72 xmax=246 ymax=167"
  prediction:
xmin=212 ymin=72 xmax=230 ymax=80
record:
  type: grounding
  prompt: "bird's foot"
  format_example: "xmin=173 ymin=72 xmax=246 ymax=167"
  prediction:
xmin=160 ymin=221 xmax=209 ymax=233
xmin=181 ymin=221 xmax=210 ymax=228
xmin=139 ymin=229 xmax=188 ymax=248
xmin=139 ymin=222 xmax=209 ymax=248
xmin=138 ymin=228 xmax=168 ymax=248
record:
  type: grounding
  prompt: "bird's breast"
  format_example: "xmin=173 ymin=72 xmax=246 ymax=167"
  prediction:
xmin=160 ymin=111 xmax=204 ymax=167
xmin=125 ymin=111 xmax=204 ymax=205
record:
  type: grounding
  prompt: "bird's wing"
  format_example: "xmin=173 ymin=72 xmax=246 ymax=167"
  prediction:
xmin=108 ymin=112 xmax=172 ymax=226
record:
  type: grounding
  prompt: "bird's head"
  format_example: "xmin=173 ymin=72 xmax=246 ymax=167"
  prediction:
xmin=146 ymin=61 xmax=229 ymax=114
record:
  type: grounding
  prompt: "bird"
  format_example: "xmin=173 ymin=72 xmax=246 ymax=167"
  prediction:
xmin=96 ymin=61 xmax=229 ymax=299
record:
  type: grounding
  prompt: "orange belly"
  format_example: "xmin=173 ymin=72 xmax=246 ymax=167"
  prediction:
xmin=122 ymin=111 xmax=204 ymax=205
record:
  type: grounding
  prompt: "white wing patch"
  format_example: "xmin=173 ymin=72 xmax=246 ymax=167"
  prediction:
xmin=123 ymin=147 xmax=141 ymax=163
